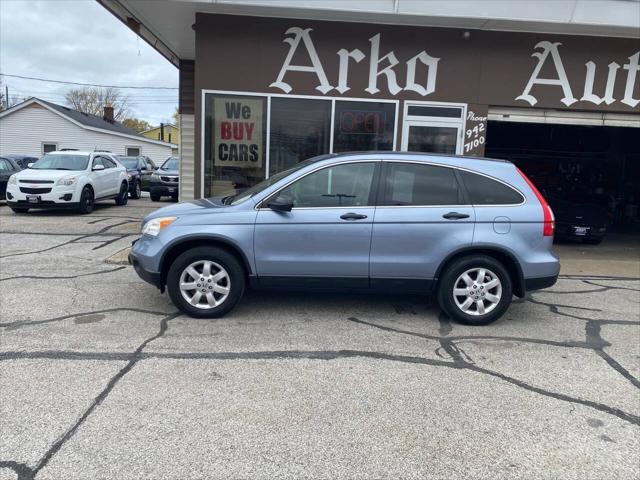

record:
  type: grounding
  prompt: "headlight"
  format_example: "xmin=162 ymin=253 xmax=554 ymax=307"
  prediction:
xmin=56 ymin=176 xmax=77 ymax=186
xmin=127 ymin=174 xmax=132 ymax=181
xmin=8 ymin=175 xmax=17 ymax=185
xmin=151 ymin=173 xmax=160 ymax=181
xmin=141 ymin=216 xmax=177 ymax=236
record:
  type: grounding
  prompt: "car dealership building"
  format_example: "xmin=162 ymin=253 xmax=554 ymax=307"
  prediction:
xmin=100 ymin=0 xmax=640 ymax=230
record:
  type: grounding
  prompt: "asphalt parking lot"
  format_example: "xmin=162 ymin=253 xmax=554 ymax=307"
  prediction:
xmin=0 ymin=197 xmax=639 ymax=480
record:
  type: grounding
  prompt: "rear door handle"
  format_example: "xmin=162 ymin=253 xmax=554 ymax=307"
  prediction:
xmin=340 ymin=212 xmax=368 ymax=220
xmin=442 ymin=212 xmax=470 ymax=220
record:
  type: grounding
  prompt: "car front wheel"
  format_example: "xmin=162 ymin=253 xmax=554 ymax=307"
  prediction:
xmin=437 ymin=255 xmax=512 ymax=325
xmin=115 ymin=182 xmax=128 ymax=206
xmin=130 ymin=180 xmax=141 ymax=199
xmin=78 ymin=186 xmax=94 ymax=214
xmin=167 ymin=247 xmax=245 ymax=318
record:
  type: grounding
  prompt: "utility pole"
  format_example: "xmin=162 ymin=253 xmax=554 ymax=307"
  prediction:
xmin=5 ymin=85 xmax=8 ymax=109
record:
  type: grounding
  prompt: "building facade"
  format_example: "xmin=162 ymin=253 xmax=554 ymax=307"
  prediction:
xmin=101 ymin=0 xmax=640 ymax=229
xmin=141 ymin=124 xmax=180 ymax=155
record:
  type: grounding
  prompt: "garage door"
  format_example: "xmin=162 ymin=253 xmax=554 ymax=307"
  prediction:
xmin=488 ymin=107 xmax=640 ymax=128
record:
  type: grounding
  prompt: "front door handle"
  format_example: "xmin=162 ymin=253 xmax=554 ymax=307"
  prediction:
xmin=340 ymin=212 xmax=368 ymax=221
xmin=443 ymin=212 xmax=470 ymax=220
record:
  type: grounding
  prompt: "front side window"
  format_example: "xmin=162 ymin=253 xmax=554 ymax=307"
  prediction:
xmin=381 ymin=162 xmax=463 ymax=206
xmin=274 ymin=162 xmax=376 ymax=208
xmin=459 ymin=170 xmax=524 ymax=205
xmin=0 ymin=159 xmax=13 ymax=171
xmin=103 ymin=158 xmax=117 ymax=169
xmin=31 ymin=154 xmax=89 ymax=171
xmin=118 ymin=157 xmax=139 ymax=169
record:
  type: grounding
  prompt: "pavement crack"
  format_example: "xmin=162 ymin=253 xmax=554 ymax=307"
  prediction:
xmin=0 ymin=266 xmax=126 ymax=282
xmin=26 ymin=312 xmax=181 ymax=478
xmin=0 ymin=307 xmax=171 ymax=329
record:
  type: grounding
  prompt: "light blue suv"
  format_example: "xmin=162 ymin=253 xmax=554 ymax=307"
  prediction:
xmin=129 ymin=152 xmax=559 ymax=325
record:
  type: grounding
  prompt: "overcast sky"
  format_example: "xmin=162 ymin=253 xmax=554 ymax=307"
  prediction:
xmin=0 ymin=0 xmax=178 ymax=125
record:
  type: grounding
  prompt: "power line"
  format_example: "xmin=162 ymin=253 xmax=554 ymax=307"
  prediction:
xmin=0 ymin=73 xmax=178 ymax=90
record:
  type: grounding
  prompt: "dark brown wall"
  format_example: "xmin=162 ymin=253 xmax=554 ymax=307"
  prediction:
xmin=192 ymin=13 xmax=639 ymax=196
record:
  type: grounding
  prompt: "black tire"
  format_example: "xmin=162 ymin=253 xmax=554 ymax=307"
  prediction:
xmin=10 ymin=207 xmax=29 ymax=214
xmin=437 ymin=255 xmax=512 ymax=326
xmin=150 ymin=192 xmax=161 ymax=202
xmin=583 ymin=237 xmax=604 ymax=245
xmin=78 ymin=186 xmax=94 ymax=214
xmin=167 ymin=246 xmax=245 ymax=318
xmin=115 ymin=182 xmax=128 ymax=206
xmin=130 ymin=180 xmax=141 ymax=199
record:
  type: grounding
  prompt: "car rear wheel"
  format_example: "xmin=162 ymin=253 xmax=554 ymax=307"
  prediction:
xmin=167 ymin=247 xmax=245 ymax=318
xmin=78 ymin=187 xmax=94 ymax=214
xmin=150 ymin=192 xmax=161 ymax=202
xmin=130 ymin=180 xmax=141 ymax=199
xmin=437 ymin=255 xmax=512 ymax=325
xmin=115 ymin=182 xmax=128 ymax=206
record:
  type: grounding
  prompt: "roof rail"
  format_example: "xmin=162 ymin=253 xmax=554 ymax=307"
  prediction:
xmin=59 ymin=148 xmax=78 ymax=151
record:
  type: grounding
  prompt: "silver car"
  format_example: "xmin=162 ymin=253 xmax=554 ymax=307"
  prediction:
xmin=129 ymin=152 xmax=559 ymax=325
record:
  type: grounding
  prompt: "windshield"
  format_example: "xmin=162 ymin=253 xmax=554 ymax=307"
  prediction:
xmin=118 ymin=157 xmax=139 ymax=169
xmin=229 ymin=160 xmax=315 ymax=205
xmin=161 ymin=157 xmax=179 ymax=170
xmin=30 ymin=154 xmax=89 ymax=171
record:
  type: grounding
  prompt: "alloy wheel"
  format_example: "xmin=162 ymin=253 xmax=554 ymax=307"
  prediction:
xmin=452 ymin=267 xmax=502 ymax=316
xmin=179 ymin=260 xmax=231 ymax=309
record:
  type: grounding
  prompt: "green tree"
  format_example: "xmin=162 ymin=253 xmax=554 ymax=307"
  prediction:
xmin=122 ymin=117 xmax=152 ymax=133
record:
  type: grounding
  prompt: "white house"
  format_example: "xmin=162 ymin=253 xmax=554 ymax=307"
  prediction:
xmin=0 ymin=97 xmax=176 ymax=163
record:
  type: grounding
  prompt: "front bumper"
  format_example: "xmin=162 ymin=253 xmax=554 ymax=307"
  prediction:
xmin=129 ymin=239 xmax=163 ymax=289
xmin=6 ymin=183 xmax=79 ymax=208
xmin=150 ymin=185 xmax=179 ymax=197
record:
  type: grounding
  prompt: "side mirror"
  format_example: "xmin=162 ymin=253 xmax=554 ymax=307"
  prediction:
xmin=267 ymin=194 xmax=294 ymax=212
xmin=93 ymin=164 xmax=105 ymax=171
xmin=27 ymin=163 xmax=34 ymax=168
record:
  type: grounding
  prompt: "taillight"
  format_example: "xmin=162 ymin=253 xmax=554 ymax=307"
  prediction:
xmin=516 ymin=167 xmax=555 ymax=237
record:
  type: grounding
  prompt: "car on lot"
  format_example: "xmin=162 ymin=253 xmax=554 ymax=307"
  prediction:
xmin=548 ymin=193 xmax=609 ymax=245
xmin=130 ymin=152 xmax=560 ymax=325
xmin=117 ymin=155 xmax=155 ymax=199
xmin=150 ymin=156 xmax=179 ymax=201
xmin=2 ymin=154 xmax=40 ymax=170
xmin=6 ymin=150 xmax=129 ymax=214
xmin=0 ymin=156 xmax=26 ymax=199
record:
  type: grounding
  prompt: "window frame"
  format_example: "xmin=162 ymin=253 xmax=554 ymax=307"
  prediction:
xmin=377 ymin=161 xmax=468 ymax=208
xmin=202 ymin=90 xmax=399 ymax=198
xmin=258 ymin=160 xmax=381 ymax=210
xmin=126 ymin=146 xmax=141 ymax=156
xmin=42 ymin=142 xmax=58 ymax=154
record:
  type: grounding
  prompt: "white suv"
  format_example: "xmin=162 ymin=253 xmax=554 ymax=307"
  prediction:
xmin=6 ymin=150 xmax=129 ymax=214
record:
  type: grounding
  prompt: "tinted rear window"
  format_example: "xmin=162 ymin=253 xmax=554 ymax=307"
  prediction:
xmin=381 ymin=162 xmax=464 ymax=206
xmin=460 ymin=171 xmax=524 ymax=205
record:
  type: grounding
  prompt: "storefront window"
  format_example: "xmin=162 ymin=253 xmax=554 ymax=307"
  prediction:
xmin=333 ymin=101 xmax=395 ymax=152
xmin=204 ymin=94 xmax=267 ymax=197
xmin=269 ymin=97 xmax=331 ymax=176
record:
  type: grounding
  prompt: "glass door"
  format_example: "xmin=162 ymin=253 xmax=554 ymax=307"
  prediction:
xmin=402 ymin=121 xmax=462 ymax=154
xmin=401 ymin=101 xmax=466 ymax=155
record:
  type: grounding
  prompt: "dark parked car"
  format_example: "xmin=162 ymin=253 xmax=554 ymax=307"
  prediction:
xmin=2 ymin=154 xmax=39 ymax=170
xmin=150 ymin=156 xmax=179 ymax=201
xmin=0 ymin=156 xmax=24 ymax=199
xmin=117 ymin=156 xmax=155 ymax=199
xmin=548 ymin=193 xmax=609 ymax=245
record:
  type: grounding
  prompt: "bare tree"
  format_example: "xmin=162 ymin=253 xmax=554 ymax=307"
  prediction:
xmin=65 ymin=87 xmax=130 ymax=121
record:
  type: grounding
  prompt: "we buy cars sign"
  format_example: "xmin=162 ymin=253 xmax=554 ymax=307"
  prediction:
xmin=213 ymin=97 xmax=263 ymax=168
